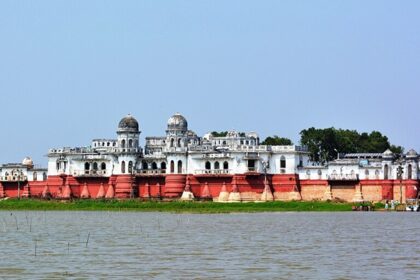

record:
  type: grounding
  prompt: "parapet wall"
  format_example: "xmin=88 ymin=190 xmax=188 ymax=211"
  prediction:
xmin=0 ymin=174 xmax=418 ymax=203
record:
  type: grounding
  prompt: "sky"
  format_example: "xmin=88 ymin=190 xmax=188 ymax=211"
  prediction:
xmin=0 ymin=0 xmax=419 ymax=165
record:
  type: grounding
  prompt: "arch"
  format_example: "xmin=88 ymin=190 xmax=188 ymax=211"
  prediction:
xmin=205 ymin=161 xmax=211 ymax=170
xmin=214 ymin=161 xmax=220 ymax=170
xmin=101 ymin=162 xmax=106 ymax=170
xmin=223 ymin=161 xmax=229 ymax=170
xmin=177 ymin=138 xmax=182 ymax=148
xmin=142 ymin=161 xmax=148 ymax=170
xmin=161 ymin=162 xmax=167 ymax=170
xmin=408 ymin=164 xmax=413 ymax=180
xmin=170 ymin=160 xmax=175 ymax=173
xmin=93 ymin=162 xmax=98 ymax=170
xmin=280 ymin=156 xmax=286 ymax=169
xmin=299 ymin=156 xmax=303 ymax=167
xmin=365 ymin=169 xmax=370 ymax=177
xmin=177 ymin=160 xmax=183 ymax=174
xmin=128 ymin=161 xmax=133 ymax=173
xmin=222 ymin=141 xmax=227 ymax=145
xmin=375 ymin=169 xmax=380 ymax=179
xmin=170 ymin=138 xmax=175 ymax=148
xmin=121 ymin=139 xmax=126 ymax=148
xmin=384 ymin=164 xmax=389 ymax=180
xmin=84 ymin=162 xmax=90 ymax=171
xmin=33 ymin=172 xmax=37 ymax=181
xmin=128 ymin=139 xmax=133 ymax=148
xmin=42 ymin=172 xmax=47 ymax=181
xmin=56 ymin=160 xmax=60 ymax=171
xmin=152 ymin=162 xmax=158 ymax=170
xmin=121 ymin=161 xmax=126 ymax=174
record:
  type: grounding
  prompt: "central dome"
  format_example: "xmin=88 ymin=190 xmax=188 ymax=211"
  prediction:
xmin=167 ymin=113 xmax=188 ymax=131
xmin=118 ymin=114 xmax=139 ymax=133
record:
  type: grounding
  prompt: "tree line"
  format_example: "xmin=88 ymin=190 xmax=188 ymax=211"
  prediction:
xmin=261 ymin=128 xmax=403 ymax=163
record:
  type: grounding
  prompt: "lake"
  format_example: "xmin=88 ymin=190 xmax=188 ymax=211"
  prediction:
xmin=0 ymin=211 xmax=419 ymax=279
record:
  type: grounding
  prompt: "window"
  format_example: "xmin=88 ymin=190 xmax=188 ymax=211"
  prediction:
xmin=85 ymin=162 xmax=90 ymax=171
xmin=121 ymin=139 xmax=126 ymax=148
xmin=365 ymin=169 xmax=369 ymax=176
xmin=128 ymin=161 xmax=133 ymax=173
xmin=170 ymin=161 xmax=175 ymax=173
xmin=128 ymin=139 xmax=133 ymax=148
xmin=161 ymin=162 xmax=167 ymax=170
xmin=56 ymin=161 xmax=60 ymax=171
xmin=33 ymin=172 xmax=37 ymax=181
xmin=121 ymin=161 xmax=126 ymax=174
xmin=248 ymin=160 xmax=255 ymax=171
xmin=93 ymin=162 xmax=98 ymax=170
xmin=299 ymin=156 xmax=303 ymax=167
xmin=101 ymin=162 xmax=106 ymax=170
xmin=205 ymin=161 xmax=211 ymax=170
xmin=223 ymin=161 xmax=229 ymax=170
xmin=177 ymin=139 xmax=181 ymax=148
xmin=384 ymin=164 xmax=389 ymax=180
xmin=280 ymin=156 xmax=286 ymax=169
xmin=408 ymin=164 xmax=413 ymax=180
xmin=43 ymin=172 xmax=47 ymax=181
xmin=142 ymin=161 xmax=148 ymax=170
xmin=177 ymin=160 xmax=182 ymax=174
xmin=152 ymin=162 xmax=158 ymax=170
xmin=170 ymin=138 xmax=175 ymax=148
xmin=214 ymin=161 xmax=220 ymax=170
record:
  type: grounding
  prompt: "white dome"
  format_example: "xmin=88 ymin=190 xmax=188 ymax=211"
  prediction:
xmin=167 ymin=113 xmax=188 ymax=131
xmin=22 ymin=157 xmax=34 ymax=167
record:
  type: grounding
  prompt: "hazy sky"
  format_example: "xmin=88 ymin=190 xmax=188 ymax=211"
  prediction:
xmin=0 ymin=1 xmax=419 ymax=165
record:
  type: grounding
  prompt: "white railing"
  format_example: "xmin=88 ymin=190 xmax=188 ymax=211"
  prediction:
xmin=136 ymin=169 xmax=166 ymax=175
xmin=328 ymin=174 xmax=359 ymax=181
xmin=0 ymin=176 xmax=28 ymax=182
xmin=195 ymin=169 xmax=232 ymax=175
xmin=73 ymin=170 xmax=108 ymax=177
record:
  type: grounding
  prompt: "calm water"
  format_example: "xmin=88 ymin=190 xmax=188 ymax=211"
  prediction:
xmin=0 ymin=211 xmax=419 ymax=279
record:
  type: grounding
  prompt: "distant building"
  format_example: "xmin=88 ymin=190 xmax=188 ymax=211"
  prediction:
xmin=0 ymin=114 xmax=418 ymax=202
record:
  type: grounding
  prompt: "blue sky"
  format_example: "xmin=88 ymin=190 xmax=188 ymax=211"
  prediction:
xmin=0 ymin=0 xmax=419 ymax=164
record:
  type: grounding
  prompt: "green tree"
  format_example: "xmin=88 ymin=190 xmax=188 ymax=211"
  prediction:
xmin=261 ymin=136 xmax=293 ymax=146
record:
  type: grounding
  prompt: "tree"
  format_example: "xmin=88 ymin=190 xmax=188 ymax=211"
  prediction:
xmin=261 ymin=136 xmax=293 ymax=146
xmin=211 ymin=131 xmax=228 ymax=137
xmin=299 ymin=127 xmax=404 ymax=163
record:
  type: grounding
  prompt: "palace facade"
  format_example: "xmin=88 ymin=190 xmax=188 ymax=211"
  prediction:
xmin=0 ymin=114 xmax=418 ymax=202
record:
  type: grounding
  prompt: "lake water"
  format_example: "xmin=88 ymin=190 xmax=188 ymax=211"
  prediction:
xmin=0 ymin=211 xmax=419 ymax=279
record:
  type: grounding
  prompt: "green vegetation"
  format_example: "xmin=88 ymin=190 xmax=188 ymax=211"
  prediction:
xmin=0 ymin=199 xmax=367 ymax=213
xmin=261 ymin=136 xmax=293 ymax=146
xmin=299 ymin=127 xmax=404 ymax=163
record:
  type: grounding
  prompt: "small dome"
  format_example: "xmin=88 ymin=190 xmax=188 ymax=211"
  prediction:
xmin=22 ymin=157 xmax=34 ymax=167
xmin=383 ymin=149 xmax=394 ymax=158
xmin=227 ymin=130 xmax=239 ymax=138
xmin=167 ymin=113 xmax=188 ymax=131
xmin=118 ymin=114 xmax=139 ymax=133
xmin=407 ymin=149 xmax=418 ymax=157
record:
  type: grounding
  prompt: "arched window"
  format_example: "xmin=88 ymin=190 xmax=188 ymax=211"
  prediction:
xmin=121 ymin=161 xmax=126 ymax=174
xmin=222 ymin=141 xmax=227 ymax=145
xmin=280 ymin=156 xmax=286 ymax=169
xmin=177 ymin=160 xmax=182 ymax=174
xmin=365 ymin=169 xmax=369 ymax=178
xmin=223 ymin=161 xmax=229 ymax=170
xmin=85 ymin=162 xmax=90 ymax=171
xmin=152 ymin=162 xmax=158 ymax=170
xmin=128 ymin=139 xmax=133 ymax=148
xmin=101 ymin=162 xmax=106 ymax=170
xmin=214 ymin=161 xmax=220 ymax=170
xmin=121 ymin=139 xmax=126 ymax=148
xmin=56 ymin=161 xmax=60 ymax=171
xmin=375 ymin=170 xmax=380 ymax=179
xmin=205 ymin=161 xmax=211 ymax=170
xmin=161 ymin=162 xmax=167 ymax=170
xmin=408 ymin=164 xmax=413 ymax=180
xmin=299 ymin=156 xmax=303 ymax=167
xmin=384 ymin=164 xmax=389 ymax=180
xmin=170 ymin=138 xmax=175 ymax=148
xmin=43 ymin=172 xmax=47 ymax=181
xmin=170 ymin=160 xmax=175 ymax=173
xmin=177 ymin=139 xmax=182 ymax=148
xmin=142 ymin=161 xmax=148 ymax=170
xmin=128 ymin=161 xmax=133 ymax=173
xmin=93 ymin=162 xmax=98 ymax=170
xmin=33 ymin=172 xmax=37 ymax=181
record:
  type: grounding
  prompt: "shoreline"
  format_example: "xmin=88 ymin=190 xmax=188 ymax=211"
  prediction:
xmin=0 ymin=199 xmax=382 ymax=213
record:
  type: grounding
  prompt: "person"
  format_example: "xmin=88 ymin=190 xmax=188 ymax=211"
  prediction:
xmin=385 ymin=200 xmax=389 ymax=211
xmin=391 ymin=200 xmax=395 ymax=210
